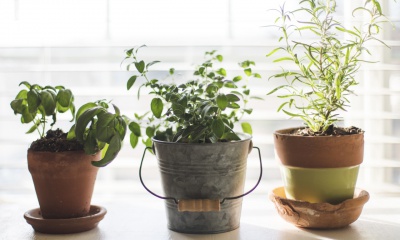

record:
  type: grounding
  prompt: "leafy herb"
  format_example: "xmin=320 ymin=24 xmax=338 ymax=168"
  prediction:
xmin=11 ymin=82 xmax=126 ymax=167
xmin=70 ymin=100 xmax=127 ymax=167
xmin=10 ymin=81 xmax=75 ymax=137
xmin=267 ymin=0 xmax=390 ymax=133
xmin=123 ymin=46 xmax=261 ymax=146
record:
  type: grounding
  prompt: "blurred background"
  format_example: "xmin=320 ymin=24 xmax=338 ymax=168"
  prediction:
xmin=0 ymin=0 xmax=399 ymax=203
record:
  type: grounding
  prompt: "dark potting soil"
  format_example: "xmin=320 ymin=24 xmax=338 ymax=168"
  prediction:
xmin=29 ymin=129 xmax=84 ymax=152
xmin=291 ymin=125 xmax=363 ymax=137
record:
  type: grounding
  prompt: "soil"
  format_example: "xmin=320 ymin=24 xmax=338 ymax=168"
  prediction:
xmin=291 ymin=125 xmax=363 ymax=136
xmin=29 ymin=129 xmax=84 ymax=152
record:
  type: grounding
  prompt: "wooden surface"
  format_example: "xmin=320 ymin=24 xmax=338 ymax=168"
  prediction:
xmin=1 ymin=191 xmax=400 ymax=240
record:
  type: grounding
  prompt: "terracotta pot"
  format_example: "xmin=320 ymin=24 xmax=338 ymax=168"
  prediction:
xmin=27 ymin=150 xmax=100 ymax=219
xmin=273 ymin=127 xmax=364 ymax=204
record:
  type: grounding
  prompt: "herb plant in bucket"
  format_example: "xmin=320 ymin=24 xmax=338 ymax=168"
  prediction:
xmin=122 ymin=47 xmax=263 ymax=234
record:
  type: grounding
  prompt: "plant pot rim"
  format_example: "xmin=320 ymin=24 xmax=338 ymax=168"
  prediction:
xmin=152 ymin=132 xmax=252 ymax=145
xmin=274 ymin=127 xmax=364 ymax=138
xmin=27 ymin=149 xmax=102 ymax=156
xmin=273 ymin=127 xmax=364 ymax=168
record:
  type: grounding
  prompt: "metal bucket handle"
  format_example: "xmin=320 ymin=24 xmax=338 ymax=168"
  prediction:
xmin=139 ymin=142 xmax=263 ymax=207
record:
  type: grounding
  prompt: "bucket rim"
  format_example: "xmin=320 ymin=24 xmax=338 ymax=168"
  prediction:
xmin=151 ymin=132 xmax=252 ymax=145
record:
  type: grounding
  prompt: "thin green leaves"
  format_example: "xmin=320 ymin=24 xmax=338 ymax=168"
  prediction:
xmin=127 ymin=75 xmax=138 ymax=90
xmin=267 ymin=0 xmax=390 ymax=133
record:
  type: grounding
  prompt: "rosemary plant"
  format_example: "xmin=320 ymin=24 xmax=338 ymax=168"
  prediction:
xmin=267 ymin=0 xmax=390 ymax=133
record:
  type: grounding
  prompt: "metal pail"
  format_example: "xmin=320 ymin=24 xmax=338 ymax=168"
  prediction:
xmin=139 ymin=133 xmax=262 ymax=234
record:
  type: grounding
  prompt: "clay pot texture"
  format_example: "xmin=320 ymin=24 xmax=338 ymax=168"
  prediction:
xmin=28 ymin=150 xmax=100 ymax=219
xmin=269 ymin=187 xmax=369 ymax=229
xmin=274 ymin=127 xmax=364 ymax=168
xmin=274 ymin=127 xmax=364 ymax=204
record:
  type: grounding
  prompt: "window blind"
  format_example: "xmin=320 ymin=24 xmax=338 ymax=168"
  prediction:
xmin=0 ymin=0 xmax=399 ymax=196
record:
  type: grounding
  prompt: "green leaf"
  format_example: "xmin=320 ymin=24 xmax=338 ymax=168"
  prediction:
xmin=27 ymin=90 xmax=40 ymax=113
xmin=67 ymin=125 xmax=76 ymax=140
xmin=267 ymin=85 xmax=286 ymax=95
xmin=76 ymin=102 xmax=98 ymax=120
xmin=83 ymin=129 xmax=98 ymax=155
xmin=92 ymin=135 xmax=122 ymax=167
xmin=244 ymin=68 xmax=252 ymax=76
xmin=226 ymin=94 xmax=240 ymax=102
xmin=216 ymin=94 xmax=228 ymax=110
xmin=146 ymin=126 xmax=155 ymax=138
xmin=253 ymin=73 xmax=262 ymax=78
xmin=96 ymin=112 xmax=117 ymax=142
xmin=39 ymin=90 xmax=56 ymax=116
xmin=169 ymin=68 xmax=175 ymax=75
xmin=212 ymin=118 xmax=225 ymax=138
xmin=273 ymin=57 xmax=293 ymax=62
xmin=21 ymin=108 xmax=35 ymax=124
xmin=216 ymin=55 xmax=223 ymax=62
xmin=224 ymin=81 xmax=237 ymax=88
xmin=146 ymin=60 xmax=160 ymax=68
xmin=232 ymin=76 xmax=242 ymax=82
xmin=10 ymin=99 xmax=24 ymax=114
xmin=115 ymin=116 xmax=127 ymax=140
xmin=130 ymin=133 xmax=139 ymax=148
xmin=135 ymin=60 xmax=145 ymax=73
xmin=277 ymin=102 xmax=288 ymax=112
xmin=127 ymin=75 xmax=138 ymax=90
xmin=151 ymin=98 xmax=163 ymax=118
xmin=19 ymin=81 xmax=31 ymax=89
xmin=227 ymin=102 xmax=240 ymax=109
xmin=241 ymin=122 xmax=252 ymax=135
xmin=56 ymin=89 xmax=73 ymax=108
xmin=26 ymin=119 xmax=41 ymax=134
xmin=172 ymin=102 xmax=185 ymax=117
xmin=129 ymin=121 xmax=141 ymax=136
xmin=223 ymin=132 xmax=241 ymax=141
xmin=372 ymin=0 xmax=382 ymax=15
xmin=216 ymin=68 xmax=227 ymax=76
xmin=15 ymin=89 xmax=28 ymax=99
xmin=75 ymin=106 xmax=104 ymax=142
xmin=243 ymin=108 xmax=253 ymax=114
xmin=266 ymin=48 xmax=282 ymax=57
xmin=336 ymin=27 xmax=360 ymax=37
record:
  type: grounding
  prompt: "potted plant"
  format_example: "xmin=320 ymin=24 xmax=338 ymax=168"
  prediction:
xmin=10 ymin=82 xmax=126 ymax=233
xmin=267 ymin=0 xmax=390 ymax=204
xmin=123 ymin=47 xmax=263 ymax=233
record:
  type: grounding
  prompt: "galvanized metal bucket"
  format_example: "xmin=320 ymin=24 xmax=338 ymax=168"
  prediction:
xmin=139 ymin=133 xmax=262 ymax=234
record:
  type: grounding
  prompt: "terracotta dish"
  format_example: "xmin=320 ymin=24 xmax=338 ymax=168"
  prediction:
xmin=24 ymin=205 xmax=106 ymax=234
xmin=270 ymin=187 xmax=369 ymax=229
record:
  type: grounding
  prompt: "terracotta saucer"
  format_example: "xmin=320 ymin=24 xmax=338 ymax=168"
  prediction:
xmin=269 ymin=187 xmax=369 ymax=229
xmin=24 ymin=205 xmax=107 ymax=234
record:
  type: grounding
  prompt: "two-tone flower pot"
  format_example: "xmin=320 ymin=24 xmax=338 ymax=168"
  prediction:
xmin=27 ymin=150 xmax=101 ymax=219
xmin=273 ymin=127 xmax=364 ymax=204
xmin=139 ymin=133 xmax=262 ymax=234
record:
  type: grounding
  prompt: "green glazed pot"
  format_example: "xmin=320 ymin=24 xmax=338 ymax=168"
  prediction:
xmin=274 ymin=127 xmax=364 ymax=204
xmin=280 ymin=165 xmax=360 ymax=204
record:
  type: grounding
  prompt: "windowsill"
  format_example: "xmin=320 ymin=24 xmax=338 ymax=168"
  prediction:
xmin=1 ymin=190 xmax=400 ymax=240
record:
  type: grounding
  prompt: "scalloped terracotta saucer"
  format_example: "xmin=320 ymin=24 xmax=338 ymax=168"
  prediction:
xmin=270 ymin=187 xmax=369 ymax=229
xmin=24 ymin=205 xmax=106 ymax=234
